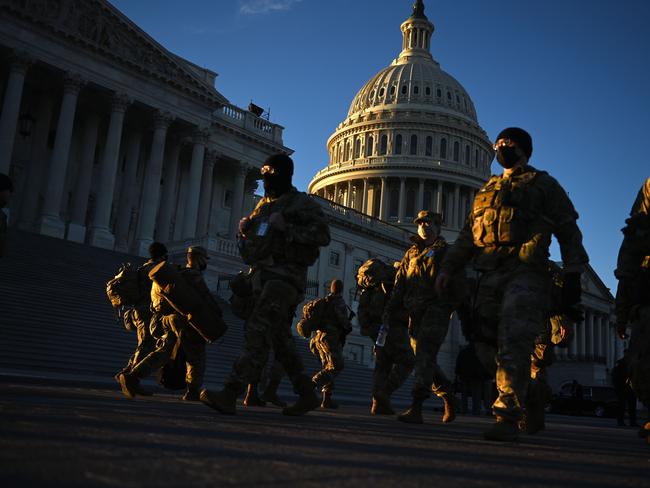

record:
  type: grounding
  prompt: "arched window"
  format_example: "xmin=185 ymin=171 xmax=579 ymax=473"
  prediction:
xmin=410 ymin=134 xmax=418 ymax=155
xmin=339 ymin=143 xmax=344 ymax=162
xmin=354 ymin=138 xmax=361 ymax=159
xmin=344 ymin=140 xmax=350 ymax=161
xmin=380 ymin=135 xmax=388 ymax=155
xmin=475 ymin=149 xmax=479 ymax=167
xmin=465 ymin=145 xmax=470 ymax=165
xmin=413 ymin=85 xmax=419 ymax=95
xmin=453 ymin=141 xmax=460 ymax=161
xmin=447 ymin=91 xmax=452 ymax=100
xmin=425 ymin=136 xmax=433 ymax=156
xmin=379 ymin=87 xmax=385 ymax=97
xmin=425 ymin=86 xmax=431 ymax=96
xmin=394 ymin=134 xmax=403 ymax=155
xmin=436 ymin=88 xmax=442 ymax=98
xmin=366 ymin=136 xmax=374 ymax=157
xmin=440 ymin=138 xmax=447 ymax=159
xmin=390 ymin=85 xmax=396 ymax=96
xmin=402 ymin=85 xmax=407 ymax=95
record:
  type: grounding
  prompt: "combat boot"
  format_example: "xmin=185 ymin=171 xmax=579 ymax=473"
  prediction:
xmin=371 ymin=392 xmax=395 ymax=415
xmin=181 ymin=387 xmax=201 ymax=402
xmin=398 ymin=398 xmax=424 ymax=424
xmin=282 ymin=378 xmax=320 ymax=416
xmin=441 ymin=393 xmax=458 ymax=423
xmin=260 ymin=378 xmax=287 ymax=407
xmin=321 ymin=390 xmax=339 ymax=409
xmin=243 ymin=383 xmax=266 ymax=407
xmin=117 ymin=372 xmax=152 ymax=398
xmin=483 ymin=419 xmax=519 ymax=442
xmin=200 ymin=387 xmax=238 ymax=415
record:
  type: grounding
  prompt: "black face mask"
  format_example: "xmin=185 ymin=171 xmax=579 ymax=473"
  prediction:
xmin=496 ymin=146 xmax=521 ymax=169
xmin=263 ymin=172 xmax=292 ymax=198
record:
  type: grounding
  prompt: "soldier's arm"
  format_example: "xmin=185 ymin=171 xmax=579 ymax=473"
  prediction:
xmin=439 ymin=219 xmax=476 ymax=276
xmin=543 ymin=176 xmax=589 ymax=273
xmin=383 ymin=253 xmax=408 ymax=322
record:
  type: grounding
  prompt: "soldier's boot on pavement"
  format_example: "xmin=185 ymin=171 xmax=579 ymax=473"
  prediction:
xmin=483 ymin=419 xmax=520 ymax=442
xmin=117 ymin=372 xmax=153 ymax=398
xmin=441 ymin=393 xmax=458 ymax=423
xmin=282 ymin=378 xmax=320 ymax=416
xmin=321 ymin=390 xmax=339 ymax=409
xmin=371 ymin=391 xmax=395 ymax=415
xmin=243 ymin=383 xmax=267 ymax=407
xmin=260 ymin=378 xmax=287 ymax=407
xmin=200 ymin=386 xmax=238 ymax=415
xmin=398 ymin=398 xmax=425 ymax=424
xmin=181 ymin=386 xmax=201 ymax=402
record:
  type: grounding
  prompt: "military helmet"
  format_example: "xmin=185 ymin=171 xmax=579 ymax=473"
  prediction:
xmin=413 ymin=210 xmax=443 ymax=227
xmin=187 ymin=245 xmax=210 ymax=259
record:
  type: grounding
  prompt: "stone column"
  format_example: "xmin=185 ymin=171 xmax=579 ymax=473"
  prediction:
xmin=208 ymin=165 xmax=224 ymax=237
xmin=346 ymin=180 xmax=353 ymax=208
xmin=196 ymin=150 xmax=217 ymax=237
xmin=228 ymin=163 xmax=249 ymax=238
xmin=417 ymin=178 xmax=425 ymax=211
xmin=181 ymin=128 xmax=208 ymax=239
xmin=379 ymin=177 xmax=388 ymax=221
xmin=398 ymin=177 xmax=406 ymax=222
xmin=0 ymin=52 xmax=31 ymax=174
xmin=333 ymin=182 xmax=339 ymax=204
xmin=67 ymin=113 xmax=101 ymax=243
xmin=154 ymin=138 xmax=182 ymax=242
xmin=114 ymin=131 xmax=143 ymax=252
xmin=88 ymin=93 xmax=131 ymax=248
xmin=361 ymin=178 xmax=368 ymax=214
xmin=37 ymin=74 xmax=84 ymax=238
xmin=436 ymin=180 xmax=443 ymax=215
xmin=579 ymin=313 xmax=587 ymax=359
xmin=135 ymin=110 xmax=173 ymax=256
xmin=453 ymin=183 xmax=460 ymax=228
xmin=570 ymin=321 xmax=578 ymax=358
xmin=593 ymin=313 xmax=600 ymax=359
xmin=19 ymin=94 xmax=54 ymax=230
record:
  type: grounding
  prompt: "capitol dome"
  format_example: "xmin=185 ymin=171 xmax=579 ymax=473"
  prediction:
xmin=308 ymin=0 xmax=493 ymax=236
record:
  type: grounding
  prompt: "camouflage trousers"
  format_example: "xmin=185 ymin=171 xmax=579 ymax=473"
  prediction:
xmin=629 ymin=304 xmax=650 ymax=408
xmin=132 ymin=313 xmax=206 ymax=390
xmin=372 ymin=325 xmax=415 ymax=397
xmin=409 ymin=303 xmax=454 ymax=400
xmin=473 ymin=266 xmax=549 ymax=422
xmin=225 ymin=279 xmax=311 ymax=395
xmin=124 ymin=306 xmax=155 ymax=372
xmin=311 ymin=330 xmax=344 ymax=393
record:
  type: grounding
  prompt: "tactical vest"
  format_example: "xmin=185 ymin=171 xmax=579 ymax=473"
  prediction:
xmin=471 ymin=170 xmax=540 ymax=248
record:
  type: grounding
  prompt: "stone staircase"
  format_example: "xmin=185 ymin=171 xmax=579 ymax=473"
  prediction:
xmin=0 ymin=230 xmax=419 ymax=408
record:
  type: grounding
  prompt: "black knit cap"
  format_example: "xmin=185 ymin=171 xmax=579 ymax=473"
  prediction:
xmin=495 ymin=127 xmax=533 ymax=159
xmin=148 ymin=241 xmax=168 ymax=260
xmin=264 ymin=153 xmax=294 ymax=176
xmin=0 ymin=173 xmax=13 ymax=192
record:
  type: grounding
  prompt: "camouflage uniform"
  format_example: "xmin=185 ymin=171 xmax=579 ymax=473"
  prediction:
xmin=221 ymin=188 xmax=331 ymax=404
xmin=310 ymin=293 xmax=352 ymax=394
xmin=130 ymin=266 xmax=210 ymax=392
xmin=615 ymin=177 xmax=650 ymax=412
xmin=385 ymin=235 xmax=458 ymax=403
xmin=441 ymin=165 xmax=589 ymax=424
xmin=358 ymin=286 xmax=414 ymax=400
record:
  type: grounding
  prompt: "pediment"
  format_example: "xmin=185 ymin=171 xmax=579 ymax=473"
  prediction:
xmin=1 ymin=0 xmax=228 ymax=106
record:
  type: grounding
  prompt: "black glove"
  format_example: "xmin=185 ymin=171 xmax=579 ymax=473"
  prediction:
xmin=561 ymin=272 xmax=582 ymax=310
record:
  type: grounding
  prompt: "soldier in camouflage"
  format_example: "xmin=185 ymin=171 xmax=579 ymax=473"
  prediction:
xmin=118 ymin=245 xmax=215 ymax=401
xmin=356 ymin=262 xmax=414 ymax=415
xmin=384 ymin=210 xmax=461 ymax=425
xmin=310 ymin=279 xmax=352 ymax=409
xmin=614 ymin=176 xmax=650 ymax=442
xmin=436 ymin=127 xmax=589 ymax=441
xmin=201 ymin=153 xmax=331 ymax=416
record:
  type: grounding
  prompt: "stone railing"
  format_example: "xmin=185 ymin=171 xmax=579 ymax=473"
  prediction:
xmin=214 ymin=103 xmax=283 ymax=143
xmin=167 ymin=235 xmax=240 ymax=259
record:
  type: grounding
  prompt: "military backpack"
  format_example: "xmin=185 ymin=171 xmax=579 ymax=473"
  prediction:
xmin=296 ymin=296 xmax=331 ymax=338
xmin=356 ymin=258 xmax=395 ymax=289
xmin=106 ymin=263 xmax=142 ymax=308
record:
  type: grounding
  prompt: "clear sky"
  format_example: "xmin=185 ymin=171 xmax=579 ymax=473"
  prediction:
xmin=110 ymin=0 xmax=650 ymax=294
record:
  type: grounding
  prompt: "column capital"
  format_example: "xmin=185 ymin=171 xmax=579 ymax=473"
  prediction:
xmin=110 ymin=92 xmax=132 ymax=113
xmin=153 ymin=110 xmax=174 ymax=130
xmin=205 ymin=149 xmax=219 ymax=166
xmin=8 ymin=50 xmax=33 ymax=74
xmin=62 ymin=73 xmax=85 ymax=96
xmin=192 ymin=127 xmax=210 ymax=145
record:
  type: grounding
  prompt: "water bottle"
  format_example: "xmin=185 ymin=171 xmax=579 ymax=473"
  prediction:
xmin=375 ymin=323 xmax=389 ymax=348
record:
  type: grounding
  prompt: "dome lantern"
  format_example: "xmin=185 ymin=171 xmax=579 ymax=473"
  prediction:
xmin=398 ymin=0 xmax=435 ymax=63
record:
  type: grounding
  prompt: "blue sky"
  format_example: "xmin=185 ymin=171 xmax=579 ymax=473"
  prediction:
xmin=110 ymin=0 xmax=650 ymax=293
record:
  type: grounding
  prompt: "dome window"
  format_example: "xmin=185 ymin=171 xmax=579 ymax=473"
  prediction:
xmin=390 ymin=86 xmax=396 ymax=96
xmin=436 ymin=88 xmax=442 ymax=98
xmin=440 ymin=138 xmax=447 ymax=159
xmin=379 ymin=87 xmax=385 ymax=97
xmin=380 ymin=135 xmax=388 ymax=155
xmin=354 ymin=138 xmax=361 ymax=159
xmin=425 ymin=87 xmax=431 ymax=96
xmin=410 ymin=135 xmax=418 ymax=155
xmin=447 ymin=91 xmax=452 ymax=100
xmin=475 ymin=149 xmax=479 ymax=168
xmin=413 ymin=85 xmax=419 ymax=95
xmin=453 ymin=141 xmax=460 ymax=162
xmin=394 ymin=134 xmax=403 ymax=155
xmin=425 ymin=136 xmax=433 ymax=156
xmin=465 ymin=145 xmax=470 ymax=165
xmin=402 ymin=85 xmax=407 ymax=95
xmin=366 ymin=136 xmax=374 ymax=157
xmin=370 ymin=90 xmax=375 ymax=99
xmin=456 ymin=94 xmax=460 ymax=104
